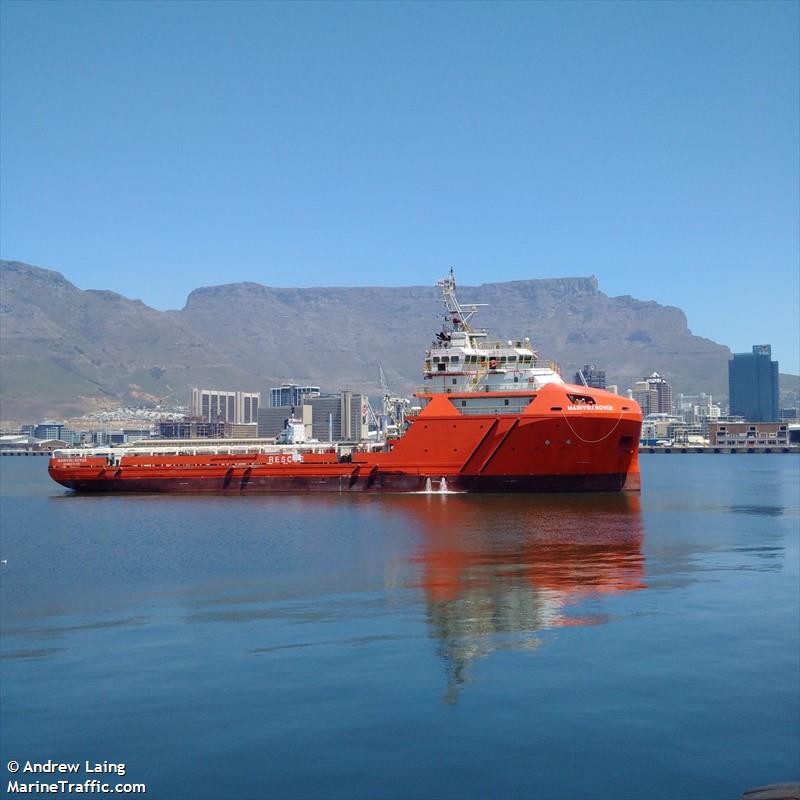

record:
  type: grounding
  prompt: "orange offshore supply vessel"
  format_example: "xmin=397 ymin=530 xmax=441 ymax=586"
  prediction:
xmin=49 ymin=274 xmax=642 ymax=494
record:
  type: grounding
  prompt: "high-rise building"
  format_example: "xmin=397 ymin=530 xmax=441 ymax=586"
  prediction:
xmin=191 ymin=388 xmax=260 ymax=424
xmin=574 ymin=364 xmax=606 ymax=390
xmin=257 ymin=405 xmax=313 ymax=439
xmin=728 ymin=345 xmax=779 ymax=422
xmin=631 ymin=372 xmax=673 ymax=416
xmin=307 ymin=391 xmax=365 ymax=441
xmin=631 ymin=384 xmax=656 ymax=416
xmin=270 ymin=384 xmax=321 ymax=408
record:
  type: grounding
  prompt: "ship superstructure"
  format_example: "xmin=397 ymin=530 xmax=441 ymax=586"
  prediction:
xmin=423 ymin=270 xmax=564 ymax=395
xmin=49 ymin=273 xmax=643 ymax=494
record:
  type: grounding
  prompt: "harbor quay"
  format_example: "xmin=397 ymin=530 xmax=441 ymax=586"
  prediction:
xmin=640 ymin=445 xmax=799 ymax=454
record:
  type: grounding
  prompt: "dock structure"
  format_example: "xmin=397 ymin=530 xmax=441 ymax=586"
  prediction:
xmin=639 ymin=446 xmax=799 ymax=454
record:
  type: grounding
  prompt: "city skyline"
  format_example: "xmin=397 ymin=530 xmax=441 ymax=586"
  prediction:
xmin=1 ymin=2 xmax=797 ymax=371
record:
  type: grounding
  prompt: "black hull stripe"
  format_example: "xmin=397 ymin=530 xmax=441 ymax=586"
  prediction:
xmin=53 ymin=473 xmax=629 ymax=494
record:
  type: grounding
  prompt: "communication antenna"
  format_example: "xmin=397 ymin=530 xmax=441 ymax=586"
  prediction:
xmin=436 ymin=268 xmax=487 ymax=333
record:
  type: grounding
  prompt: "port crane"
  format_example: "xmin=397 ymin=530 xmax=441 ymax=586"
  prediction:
xmin=379 ymin=363 xmax=410 ymax=436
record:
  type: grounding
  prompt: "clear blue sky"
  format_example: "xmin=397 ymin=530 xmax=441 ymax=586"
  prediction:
xmin=2 ymin=0 xmax=798 ymax=371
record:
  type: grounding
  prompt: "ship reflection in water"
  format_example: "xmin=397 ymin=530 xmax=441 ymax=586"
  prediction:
xmin=402 ymin=493 xmax=645 ymax=702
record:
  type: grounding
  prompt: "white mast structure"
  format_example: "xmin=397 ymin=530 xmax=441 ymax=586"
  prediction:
xmin=436 ymin=268 xmax=488 ymax=339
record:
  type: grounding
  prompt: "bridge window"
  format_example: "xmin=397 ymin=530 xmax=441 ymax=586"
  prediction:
xmin=448 ymin=396 xmax=536 ymax=415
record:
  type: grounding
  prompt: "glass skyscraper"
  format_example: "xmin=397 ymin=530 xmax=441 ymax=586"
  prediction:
xmin=728 ymin=345 xmax=779 ymax=422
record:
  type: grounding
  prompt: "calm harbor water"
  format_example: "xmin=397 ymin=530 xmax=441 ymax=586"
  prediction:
xmin=1 ymin=456 xmax=798 ymax=800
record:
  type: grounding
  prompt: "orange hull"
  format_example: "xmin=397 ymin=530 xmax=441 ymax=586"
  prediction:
xmin=49 ymin=384 xmax=642 ymax=494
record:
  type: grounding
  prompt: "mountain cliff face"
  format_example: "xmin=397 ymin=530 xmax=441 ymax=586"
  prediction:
xmin=0 ymin=259 xmax=751 ymax=420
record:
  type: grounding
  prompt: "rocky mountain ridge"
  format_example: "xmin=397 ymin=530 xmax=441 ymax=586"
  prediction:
xmin=0 ymin=260 xmax=792 ymax=420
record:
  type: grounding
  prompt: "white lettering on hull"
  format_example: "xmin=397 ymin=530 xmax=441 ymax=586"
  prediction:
xmin=267 ymin=454 xmax=304 ymax=464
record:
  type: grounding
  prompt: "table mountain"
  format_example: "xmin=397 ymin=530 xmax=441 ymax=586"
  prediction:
xmin=0 ymin=259 xmax=777 ymax=420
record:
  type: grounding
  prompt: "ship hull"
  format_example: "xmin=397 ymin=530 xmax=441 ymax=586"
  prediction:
xmin=48 ymin=384 xmax=643 ymax=495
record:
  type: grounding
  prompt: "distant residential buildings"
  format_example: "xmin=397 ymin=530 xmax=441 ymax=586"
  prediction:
xmin=728 ymin=345 xmax=779 ymax=422
xmin=191 ymin=388 xmax=260 ymax=424
xmin=78 ymin=406 xmax=186 ymax=424
xmin=1 ymin=421 xmax=156 ymax=449
xmin=270 ymin=384 xmax=321 ymax=408
xmin=675 ymin=393 xmax=721 ymax=426
xmin=574 ymin=365 xmax=606 ymax=390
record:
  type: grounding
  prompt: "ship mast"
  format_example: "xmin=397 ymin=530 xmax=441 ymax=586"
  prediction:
xmin=436 ymin=268 xmax=487 ymax=337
